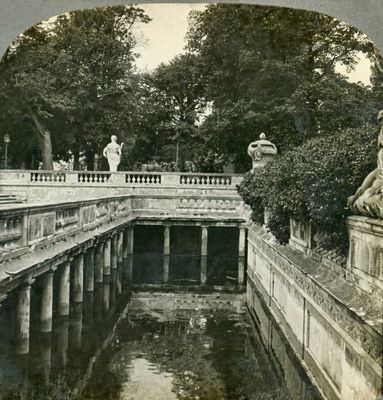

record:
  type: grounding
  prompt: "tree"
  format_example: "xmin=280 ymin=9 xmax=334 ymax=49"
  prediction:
xmin=131 ymin=53 xmax=205 ymax=171
xmin=186 ymin=4 xmax=379 ymax=171
xmin=0 ymin=6 xmax=150 ymax=169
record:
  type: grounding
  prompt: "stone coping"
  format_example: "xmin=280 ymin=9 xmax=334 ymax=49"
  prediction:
xmin=0 ymin=192 xmax=243 ymax=215
xmin=0 ymin=169 xmax=245 ymax=177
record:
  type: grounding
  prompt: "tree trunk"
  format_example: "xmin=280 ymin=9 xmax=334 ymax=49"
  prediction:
xmin=85 ymin=150 xmax=94 ymax=171
xmin=28 ymin=109 xmax=54 ymax=170
xmin=73 ymin=149 xmax=80 ymax=171
xmin=175 ymin=138 xmax=180 ymax=172
xmin=41 ymin=134 xmax=53 ymax=170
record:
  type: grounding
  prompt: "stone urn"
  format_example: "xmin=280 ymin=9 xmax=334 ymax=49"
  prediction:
xmin=247 ymin=133 xmax=277 ymax=171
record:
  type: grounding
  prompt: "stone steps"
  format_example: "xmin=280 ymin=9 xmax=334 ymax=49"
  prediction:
xmin=0 ymin=194 xmax=23 ymax=205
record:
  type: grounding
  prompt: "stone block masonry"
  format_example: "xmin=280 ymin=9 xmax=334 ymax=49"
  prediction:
xmin=247 ymin=222 xmax=382 ymax=400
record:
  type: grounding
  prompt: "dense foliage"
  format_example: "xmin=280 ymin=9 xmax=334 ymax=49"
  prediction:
xmin=0 ymin=6 xmax=150 ymax=169
xmin=238 ymin=123 xmax=378 ymax=250
xmin=0 ymin=3 xmax=381 ymax=186
xmin=186 ymin=4 xmax=380 ymax=171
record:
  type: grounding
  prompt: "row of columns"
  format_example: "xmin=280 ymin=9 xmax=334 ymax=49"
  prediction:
xmin=11 ymin=223 xmax=245 ymax=355
xmin=14 ymin=224 xmax=134 ymax=355
xmin=161 ymin=224 xmax=246 ymax=286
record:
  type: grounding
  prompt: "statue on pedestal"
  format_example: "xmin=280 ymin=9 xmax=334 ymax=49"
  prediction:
xmin=248 ymin=133 xmax=277 ymax=171
xmin=103 ymin=135 xmax=123 ymax=172
xmin=348 ymin=110 xmax=383 ymax=219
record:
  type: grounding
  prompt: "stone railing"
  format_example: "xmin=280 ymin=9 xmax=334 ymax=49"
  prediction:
xmin=0 ymin=170 xmax=244 ymax=202
xmin=0 ymin=196 xmax=129 ymax=263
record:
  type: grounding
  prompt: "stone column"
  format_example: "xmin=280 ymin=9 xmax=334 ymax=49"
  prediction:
xmin=123 ymin=227 xmax=129 ymax=259
xmin=95 ymin=243 xmax=104 ymax=284
xmin=127 ymin=225 xmax=134 ymax=281
xmin=104 ymin=238 xmax=111 ymax=276
xmin=39 ymin=334 xmax=52 ymax=384
xmin=16 ymin=279 xmax=34 ymax=354
xmin=102 ymin=276 xmax=110 ymax=313
xmin=116 ymin=265 xmax=122 ymax=296
xmin=85 ymin=247 xmax=95 ymax=292
xmin=40 ymin=270 xmax=55 ymax=333
xmin=238 ymin=226 xmax=246 ymax=285
xmin=71 ymin=303 xmax=83 ymax=351
xmin=57 ymin=316 xmax=69 ymax=368
xmin=111 ymin=234 xmax=118 ymax=270
xmin=116 ymin=233 xmax=123 ymax=295
xmin=58 ymin=261 xmax=71 ymax=317
xmin=118 ymin=231 xmax=123 ymax=264
xmin=163 ymin=225 xmax=170 ymax=283
xmin=73 ymin=253 xmax=84 ymax=303
xmin=103 ymin=238 xmax=112 ymax=313
xmin=200 ymin=226 xmax=208 ymax=284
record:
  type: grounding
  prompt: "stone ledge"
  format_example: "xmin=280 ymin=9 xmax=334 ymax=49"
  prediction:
xmin=247 ymin=223 xmax=383 ymax=364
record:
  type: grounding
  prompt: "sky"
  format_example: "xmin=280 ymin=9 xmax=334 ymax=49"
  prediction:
xmin=133 ymin=3 xmax=372 ymax=85
xmin=133 ymin=3 xmax=205 ymax=72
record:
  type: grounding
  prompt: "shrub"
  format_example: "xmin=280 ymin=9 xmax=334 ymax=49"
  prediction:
xmin=238 ymin=123 xmax=377 ymax=252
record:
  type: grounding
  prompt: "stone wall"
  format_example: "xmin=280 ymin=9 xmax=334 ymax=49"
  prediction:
xmin=246 ymin=222 xmax=382 ymax=400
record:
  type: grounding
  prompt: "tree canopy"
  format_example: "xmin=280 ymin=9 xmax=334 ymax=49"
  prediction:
xmin=0 ymin=4 xmax=381 ymax=173
xmin=186 ymin=4 xmax=380 ymax=171
xmin=0 ymin=5 xmax=150 ymax=169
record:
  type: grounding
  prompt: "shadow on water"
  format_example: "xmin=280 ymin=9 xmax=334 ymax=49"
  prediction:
xmin=0 ymin=282 xmax=322 ymax=400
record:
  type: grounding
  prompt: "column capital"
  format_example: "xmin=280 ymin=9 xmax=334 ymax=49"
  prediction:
xmin=20 ymin=277 xmax=35 ymax=288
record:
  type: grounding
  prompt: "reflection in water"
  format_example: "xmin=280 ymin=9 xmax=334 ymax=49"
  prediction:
xmin=121 ymin=358 xmax=177 ymax=400
xmin=0 ymin=292 xmax=321 ymax=400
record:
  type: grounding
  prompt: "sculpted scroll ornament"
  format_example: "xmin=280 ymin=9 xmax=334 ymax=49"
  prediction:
xmin=348 ymin=111 xmax=383 ymax=219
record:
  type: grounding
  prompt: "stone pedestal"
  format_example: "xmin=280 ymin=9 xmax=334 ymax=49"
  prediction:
xmin=40 ymin=271 xmax=54 ymax=333
xmin=289 ymin=218 xmax=312 ymax=255
xmin=200 ymin=226 xmax=208 ymax=284
xmin=347 ymin=216 xmax=383 ymax=294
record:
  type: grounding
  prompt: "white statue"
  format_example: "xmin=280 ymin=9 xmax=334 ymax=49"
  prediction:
xmin=103 ymin=135 xmax=123 ymax=172
xmin=248 ymin=133 xmax=277 ymax=171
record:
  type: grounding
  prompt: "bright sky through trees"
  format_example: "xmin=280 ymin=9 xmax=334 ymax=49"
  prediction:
xmin=134 ymin=3 xmax=372 ymax=85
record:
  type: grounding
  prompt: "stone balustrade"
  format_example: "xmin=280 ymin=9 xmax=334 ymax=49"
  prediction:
xmin=0 ymin=186 xmax=249 ymax=264
xmin=0 ymin=170 xmax=244 ymax=202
